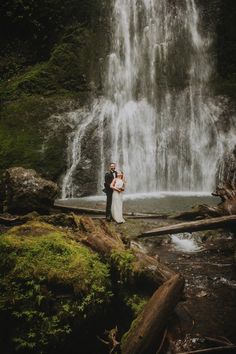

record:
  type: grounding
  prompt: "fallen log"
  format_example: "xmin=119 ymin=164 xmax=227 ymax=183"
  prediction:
xmin=0 ymin=214 xmax=34 ymax=226
xmin=74 ymin=216 xmax=176 ymax=285
xmin=54 ymin=202 xmax=105 ymax=215
xmin=138 ymin=215 xmax=236 ymax=238
xmin=126 ymin=213 xmax=168 ymax=219
xmin=0 ymin=216 xmax=23 ymax=226
xmin=54 ymin=200 xmax=167 ymax=219
xmin=178 ymin=345 xmax=236 ymax=354
xmin=120 ymin=274 xmax=185 ymax=354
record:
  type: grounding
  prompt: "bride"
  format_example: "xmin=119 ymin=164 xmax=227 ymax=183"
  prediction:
xmin=110 ymin=171 xmax=126 ymax=223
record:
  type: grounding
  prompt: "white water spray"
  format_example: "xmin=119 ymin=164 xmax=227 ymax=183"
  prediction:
xmin=171 ymin=233 xmax=203 ymax=253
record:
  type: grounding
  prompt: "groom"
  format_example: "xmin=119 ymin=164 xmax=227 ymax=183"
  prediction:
xmin=104 ymin=162 xmax=117 ymax=221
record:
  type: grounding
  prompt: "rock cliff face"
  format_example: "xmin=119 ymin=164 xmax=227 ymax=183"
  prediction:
xmin=0 ymin=1 xmax=235 ymax=188
xmin=0 ymin=0 xmax=111 ymax=181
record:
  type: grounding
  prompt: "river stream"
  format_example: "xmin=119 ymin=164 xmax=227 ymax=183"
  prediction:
xmin=139 ymin=230 xmax=236 ymax=350
xmin=57 ymin=194 xmax=236 ymax=351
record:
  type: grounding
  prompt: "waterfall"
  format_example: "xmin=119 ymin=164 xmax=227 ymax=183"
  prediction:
xmin=61 ymin=0 xmax=233 ymax=198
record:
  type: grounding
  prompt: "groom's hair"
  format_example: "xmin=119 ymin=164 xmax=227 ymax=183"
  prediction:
xmin=110 ymin=162 xmax=116 ymax=166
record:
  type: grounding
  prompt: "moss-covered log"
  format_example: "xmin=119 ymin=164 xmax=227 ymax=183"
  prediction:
xmin=0 ymin=220 xmax=112 ymax=354
xmin=75 ymin=216 xmax=176 ymax=285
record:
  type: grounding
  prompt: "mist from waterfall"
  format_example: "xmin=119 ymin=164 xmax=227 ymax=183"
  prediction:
xmin=61 ymin=0 xmax=233 ymax=198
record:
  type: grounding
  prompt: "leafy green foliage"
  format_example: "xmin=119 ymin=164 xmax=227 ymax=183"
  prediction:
xmin=0 ymin=0 xmax=102 ymax=68
xmin=0 ymin=221 xmax=112 ymax=353
xmin=0 ymin=25 xmax=96 ymax=100
xmin=110 ymin=249 xmax=135 ymax=282
xmin=122 ymin=293 xmax=147 ymax=317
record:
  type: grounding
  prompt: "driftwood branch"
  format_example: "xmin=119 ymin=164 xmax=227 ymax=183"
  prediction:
xmin=97 ymin=326 xmax=120 ymax=354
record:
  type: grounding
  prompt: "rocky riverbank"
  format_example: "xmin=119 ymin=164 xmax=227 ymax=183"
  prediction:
xmin=0 ymin=204 xmax=235 ymax=354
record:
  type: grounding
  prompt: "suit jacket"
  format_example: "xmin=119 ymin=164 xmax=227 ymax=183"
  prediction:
xmin=104 ymin=170 xmax=117 ymax=193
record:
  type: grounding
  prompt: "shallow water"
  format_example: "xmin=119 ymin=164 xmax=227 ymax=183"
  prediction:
xmin=56 ymin=193 xmax=220 ymax=214
xmin=139 ymin=232 xmax=236 ymax=348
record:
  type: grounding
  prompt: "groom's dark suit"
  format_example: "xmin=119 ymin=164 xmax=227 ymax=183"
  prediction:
xmin=104 ymin=170 xmax=117 ymax=220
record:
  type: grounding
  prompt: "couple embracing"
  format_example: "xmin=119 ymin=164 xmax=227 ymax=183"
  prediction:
xmin=103 ymin=163 xmax=126 ymax=223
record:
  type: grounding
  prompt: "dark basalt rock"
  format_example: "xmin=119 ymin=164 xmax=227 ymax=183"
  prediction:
xmin=0 ymin=167 xmax=59 ymax=214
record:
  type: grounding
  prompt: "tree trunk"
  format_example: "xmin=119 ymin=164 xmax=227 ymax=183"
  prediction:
xmin=121 ymin=274 xmax=185 ymax=354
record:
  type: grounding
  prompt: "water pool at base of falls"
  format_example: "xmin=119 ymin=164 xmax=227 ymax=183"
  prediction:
xmin=56 ymin=193 xmax=220 ymax=214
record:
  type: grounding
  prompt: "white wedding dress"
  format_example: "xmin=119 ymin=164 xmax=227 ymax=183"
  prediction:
xmin=111 ymin=179 xmax=125 ymax=223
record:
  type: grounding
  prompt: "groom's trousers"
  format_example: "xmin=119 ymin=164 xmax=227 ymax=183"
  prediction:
xmin=105 ymin=190 xmax=113 ymax=219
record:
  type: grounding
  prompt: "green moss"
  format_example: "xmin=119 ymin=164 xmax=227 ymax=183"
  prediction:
xmin=0 ymin=94 xmax=78 ymax=179
xmin=0 ymin=221 xmax=112 ymax=353
xmin=110 ymin=249 xmax=135 ymax=282
xmin=120 ymin=315 xmax=141 ymax=349
xmin=0 ymin=25 xmax=99 ymax=102
xmin=0 ymin=24 xmax=105 ymax=179
xmin=122 ymin=293 xmax=147 ymax=317
xmin=1 ymin=62 xmax=49 ymax=97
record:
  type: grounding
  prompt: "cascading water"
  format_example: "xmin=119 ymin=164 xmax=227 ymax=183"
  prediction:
xmin=61 ymin=0 xmax=234 ymax=198
xmin=171 ymin=233 xmax=203 ymax=253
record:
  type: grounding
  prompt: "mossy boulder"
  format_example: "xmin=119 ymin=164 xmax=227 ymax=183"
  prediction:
xmin=0 ymin=220 xmax=112 ymax=354
xmin=0 ymin=167 xmax=59 ymax=214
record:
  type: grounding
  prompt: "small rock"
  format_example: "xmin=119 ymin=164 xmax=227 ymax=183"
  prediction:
xmin=196 ymin=290 xmax=208 ymax=298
